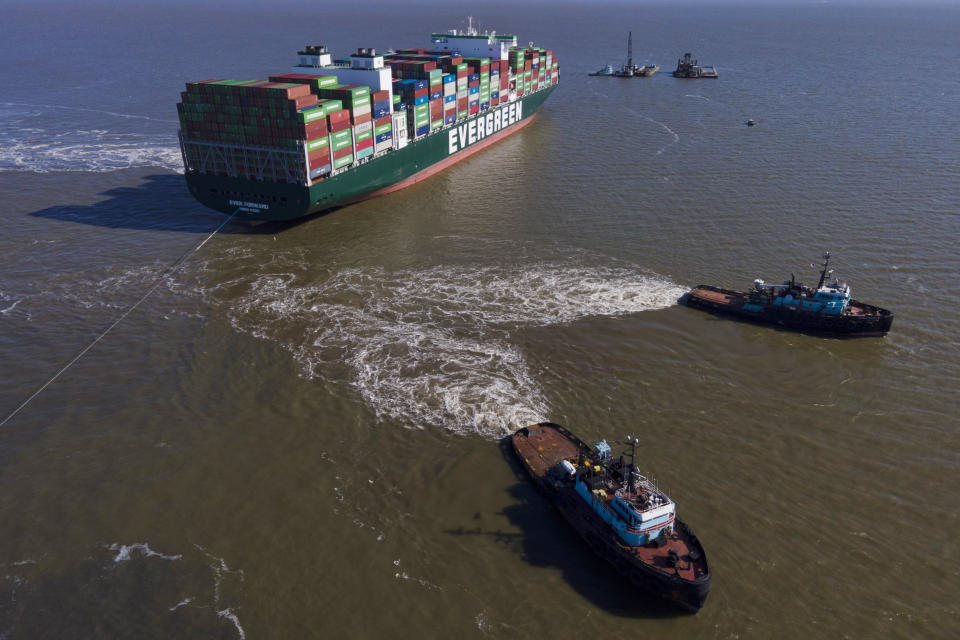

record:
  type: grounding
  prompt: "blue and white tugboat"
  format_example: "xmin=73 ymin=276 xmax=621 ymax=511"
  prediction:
xmin=511 ymin=423 xmax=711 ymax=612
xmin=683 ymin=253 xmax=894 ymax=336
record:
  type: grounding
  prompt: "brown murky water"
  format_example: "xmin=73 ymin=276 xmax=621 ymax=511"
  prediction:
xmin=1 ymin=3 xmax=958 ymax=638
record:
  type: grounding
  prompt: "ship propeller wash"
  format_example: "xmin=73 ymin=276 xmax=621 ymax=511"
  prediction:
xmin=177 ymin=21 xmax=558 ymax=222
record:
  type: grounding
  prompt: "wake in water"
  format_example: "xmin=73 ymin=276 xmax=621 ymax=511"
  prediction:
xmin=585 ymin=83 xmax=679 ymax=155
xmin=0 ymin=103 xmax=183 ymax=174
xmin=212 ymin=262 xmax=686 ymax=438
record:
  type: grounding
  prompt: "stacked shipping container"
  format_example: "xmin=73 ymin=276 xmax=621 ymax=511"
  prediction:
xmin=178 ymin=41 xmax=559 ymax=185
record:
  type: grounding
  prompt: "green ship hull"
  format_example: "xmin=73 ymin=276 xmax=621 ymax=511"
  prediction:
xmin=183 ymin=86 xmax=556 ymax=222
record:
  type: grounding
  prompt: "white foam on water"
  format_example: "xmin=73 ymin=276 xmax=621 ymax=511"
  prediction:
xmin=0 ymin=103 xmax=183 ymax=174
xmin=217 ymin=608 xmax=246 ymax=639
xmin=193 ymin=544 xmax=244 ymax=606
xmin=168 ymin=597 xmax=192 ymax=611
xmin=0 ymin=131 xmax=183 ymax=174
xmin=1 ymin=102 xmax=179 ymax=124
xmin=0 ymin=299 xmax=21 ymax=316
xmin=391 ymin=559 xmax=440 ymax=590
xmin=623 ymin=106 xmax=680 ymax=155
xmin=108 ymin=542 xmax=182 ymax=563
xmin=214 ymin=262 xmax=685 ymax=438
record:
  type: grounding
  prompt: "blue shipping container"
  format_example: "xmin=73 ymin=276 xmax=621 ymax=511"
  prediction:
xmin=468 ymin=73 xmax=479 ymax=82
xmin=442 ymin=74 xmax=455 ymax=84
xmin=429 ymin=90 xmax=442 ymax=100
xmin=444 ymin=114 xmax=456 ymax=125
xmin=443 ymin=94 xmax=456 ymax=104
xmin=375 ymin=132 xmax=392 ymax=144
xmin=415 ymin=125 xmax=429 ymax=136
xmin=468 ymin=86 xmax=479 ymax=95
xmin=309 ymin=164 xmax=331 ymax=179
xmin=414 ymin=95 xmax=428 ymax=106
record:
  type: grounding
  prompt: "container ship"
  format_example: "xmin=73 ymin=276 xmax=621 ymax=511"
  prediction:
xmin=177 ymin=21 xmax=559 ymax=222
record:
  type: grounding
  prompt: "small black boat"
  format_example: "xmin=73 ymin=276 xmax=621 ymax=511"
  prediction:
xmin=511 ymin=423 xmax=711 ymax=613
xmin=682 ymin=253 xmax=893 ymax=336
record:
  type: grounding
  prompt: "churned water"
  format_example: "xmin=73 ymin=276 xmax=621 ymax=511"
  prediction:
xmin=1 ymin=1 xmax=958 ymax=638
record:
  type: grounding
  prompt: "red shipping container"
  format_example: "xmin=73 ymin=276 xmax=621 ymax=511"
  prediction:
xmin=374 ymin=115 xmax=391 ymax=127
xmin=413 ymin=88 xmax=428 ymax=98
xmin=304 ymin=120 xmax=328 ymax=138
xmin=307 ymin=147 xmax=330 ymax=164
xmin=469 ymin=104 xmax=479 ymax=115
xmin=457 ymin=98 xmax=468 ymax=110
xmin=355 ymin=138 xmax=374 ymax=151
xmin=328 ymin=109 xmax=350 ymax=126
xmin=257 ymin=82 xmax=311 ymax=99
xmin=350 ymin=111 xmax=372 ymax=125
xmin=371 ymin=90 xmax=389 ymax=102
xmin=269 ymin=73 xmax=335 ymax=84
xmin=333 ymin=146 xmax=353 ymax=160
xmin=294 ymin=94 xmax=318 ymax=109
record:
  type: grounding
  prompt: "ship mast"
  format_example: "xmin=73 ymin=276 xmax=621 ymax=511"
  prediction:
xmin=624 ymin=435 xmax=637 ymax=494
xmin=816 ymin=252 xmax=831 ymax=290
xmin=627 ymin=31 xmax=633 ymax=69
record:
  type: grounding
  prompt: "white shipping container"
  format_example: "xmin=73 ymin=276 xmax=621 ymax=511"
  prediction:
xmin=353 ymin=121 xmax=373 ymax=134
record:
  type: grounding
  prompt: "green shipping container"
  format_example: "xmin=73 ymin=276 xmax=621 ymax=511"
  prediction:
xmin=317 ymin=99 xmax=343 ymax=115
xmin=300 ymin=107 xmax=326 ymax=123
xmin=333 ymin=154 xmax=354 ymax=169
xmin=309 ymin=76 xmax=339 ymax=89
xmin=306 ymin=136 xmax=329 ymax=151
xmin=374 ymin=122 xmax=392 ymax=136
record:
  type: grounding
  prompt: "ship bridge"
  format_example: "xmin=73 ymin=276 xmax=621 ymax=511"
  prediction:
xmin=430 ymin=17 xmax=517 ymax=59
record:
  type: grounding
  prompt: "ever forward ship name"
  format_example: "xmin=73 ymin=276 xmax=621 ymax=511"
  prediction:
xmin=177 ymin=21 xmax=558 ymax=222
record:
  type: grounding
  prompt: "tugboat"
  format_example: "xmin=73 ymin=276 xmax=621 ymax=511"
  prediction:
xmin=682 ymin=253 xmax=894 ymax=336
xmin=589 ymin=64 xmax=614 ymax=76
xmin=511 ymin=423 xmax=711 ymax=613
xmin=672 ymin=52 xmax=718 ymax=78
